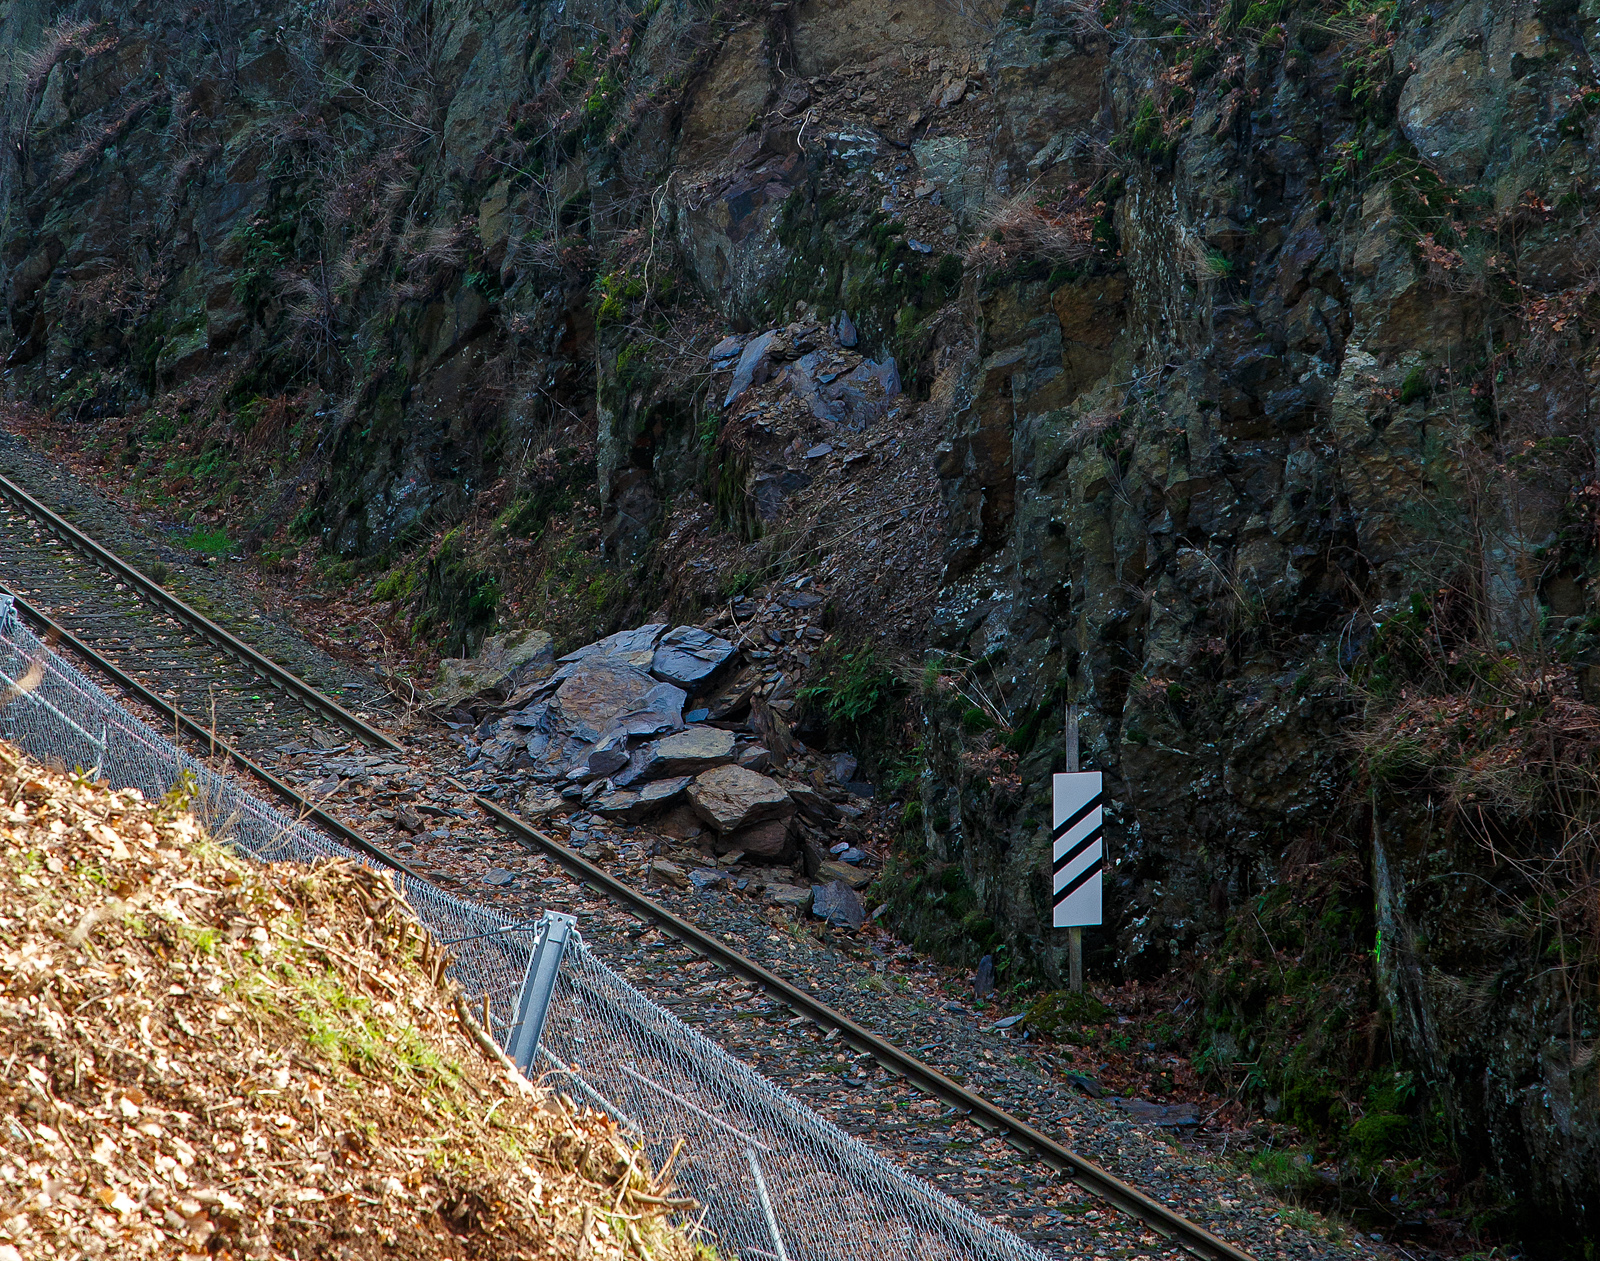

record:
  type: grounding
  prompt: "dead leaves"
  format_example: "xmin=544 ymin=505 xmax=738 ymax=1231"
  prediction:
xmin=0 ymin=743 xmax=700 ymax=1261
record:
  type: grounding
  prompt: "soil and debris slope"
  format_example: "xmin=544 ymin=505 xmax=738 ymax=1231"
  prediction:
xmin=0 ymin=743 xmax=702 ymax=1261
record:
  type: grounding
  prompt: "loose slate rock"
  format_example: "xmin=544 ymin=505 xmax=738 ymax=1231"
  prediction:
xmin=636 ymin=775 xmax=692 ymax=809
xmin=811 ymin=879 xmax=866 ymax=929
xmin=650 ymin=626 xmax=739 ymax=694
xmin=649 ymin=860 xmax=690 ymax=889
xmin=974 ymin=954 xmax=996 ymax=1002
xmin=483 ymin=868 xmax=517 ymax=886
xmin=586 ymin=745 xmax=631 ymax=777
xmin=688 ymin=868 xmax=727 ymax=891
xmin=723 ymin=328 xmax=781 ymax=407
xmin=737 ymin=744 xmax=771 ymax=772
xmin=765 ymin=883 xmax=813 ymax=912
xmin=590 ymin=789 xmax=642 ymax=819
xmin=687 ymin=764 xmax=795 ymax=832
xmin=815 ymin=859 xmax=871 ymax=889
xmin=709 ymin=334 xmax=744 ymax=363
xmin=1111 ymin=1098 xmax=1200 ymax=1127
xmin=1064 ymin=1072 xmax=1104 ymax=1099
xmin=788 ymin=785 xmax=840 ymax=823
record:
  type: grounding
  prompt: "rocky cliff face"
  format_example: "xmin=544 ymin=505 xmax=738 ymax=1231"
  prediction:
xmin=4 ymin=0 xmax=1599 ymax=1247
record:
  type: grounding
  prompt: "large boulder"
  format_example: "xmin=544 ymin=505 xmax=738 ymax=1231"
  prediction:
xmin=551 ymin=661 xmax=685 ymax=744
xmin=717 ymin=816 xmax=795 ymax=861
xmin=616 ymin=726 xmax=737 ymax=786
xmin=430 ymin=629 xmax=554 ymax=710
xmin=650 ymin=626 xmax=739 ymax=694
xmin=811 ymin=879 xmax=866 ymax=929
xmin=558 ymin=623 xmax=668 ymax=670
xmin=687 ymin=764 xmax=795 ymax=833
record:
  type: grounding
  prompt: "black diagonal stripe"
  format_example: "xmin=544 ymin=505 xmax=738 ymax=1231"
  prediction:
xmin=1053 ymin=856 xmax=1103 ymax=905
xmin=1053 ymin=792 xmax=1103 ymax=841
xmin=1053 ymin=823 xmax=1104 ymax=874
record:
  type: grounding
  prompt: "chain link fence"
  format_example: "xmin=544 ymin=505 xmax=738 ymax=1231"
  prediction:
xmin=0 ymin=598 xmax=1052 ymax=1261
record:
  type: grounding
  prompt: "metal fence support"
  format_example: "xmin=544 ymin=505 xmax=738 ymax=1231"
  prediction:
xmin=746 ymin=1144 xmax=791 ymax=1261
xmin=508 ymin=911 xmax=577 ymax=1075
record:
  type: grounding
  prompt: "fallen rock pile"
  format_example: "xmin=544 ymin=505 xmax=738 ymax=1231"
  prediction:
xmin=0 ymin=742 xmax=702 ymax=1261
xmin=433 ymin=618 xmax=879 ymax=926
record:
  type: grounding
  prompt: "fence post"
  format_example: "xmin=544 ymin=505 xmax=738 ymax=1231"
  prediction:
xmin=0 ymin=594 xmax=14 ymax=635
xmin=746 ymin=1143 xmax=791 ymax=1261
xmin=508 ymin=911 xmax=577 ymax=1075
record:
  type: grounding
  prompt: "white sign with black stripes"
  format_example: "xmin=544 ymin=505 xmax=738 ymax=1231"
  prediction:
xmin=1052 ymin=772 xmax=1103 ymax=927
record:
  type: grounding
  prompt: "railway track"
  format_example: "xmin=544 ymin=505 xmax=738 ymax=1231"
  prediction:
xmin=0 ymin=457 xmax=1278 ymax=1261
xmin=0 ymin=468 xmax=396 ymax=753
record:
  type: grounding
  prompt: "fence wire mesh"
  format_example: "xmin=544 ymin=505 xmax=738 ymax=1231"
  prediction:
xmin=0 ymin=600 xmax=1052 ymax=1261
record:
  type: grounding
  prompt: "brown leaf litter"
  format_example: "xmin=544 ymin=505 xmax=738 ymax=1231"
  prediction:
xmin=0 ymin=742 xmax=706 ymax=1260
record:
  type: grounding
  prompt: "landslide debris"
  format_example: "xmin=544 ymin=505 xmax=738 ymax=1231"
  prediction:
xmin=0 ymin=743 xmax=703 ymax=1261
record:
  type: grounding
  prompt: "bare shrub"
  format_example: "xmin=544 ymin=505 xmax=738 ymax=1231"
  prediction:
xmin=280 ymin=262 xmax=342 ymax=361
xmin=239 ymin=394 xmax=295 ymax=452
xmin=1034 ymin=0 xmax=1110 ymax=36
xmin=1063 ymin=405 xmax=1118 ymax=455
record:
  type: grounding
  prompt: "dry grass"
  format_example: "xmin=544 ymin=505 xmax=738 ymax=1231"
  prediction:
xmin=50 ymin=91 xmax=166 ymax=192
xmin=962 ymin=192 xmax=1097 ymax=280
xmin=24 ymin=19 xmax=98 ymax=98
xmin=0 ymin=744 xmax=705 ymax=1261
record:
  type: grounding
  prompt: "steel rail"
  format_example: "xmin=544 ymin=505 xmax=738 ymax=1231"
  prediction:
xmin=456 ymin=785 xmax=1255 ymax=1261
xmin=1 ymin=585 xmax=430 ymax=886
xmin=0 ymin=470 xmax=401 ymax=750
